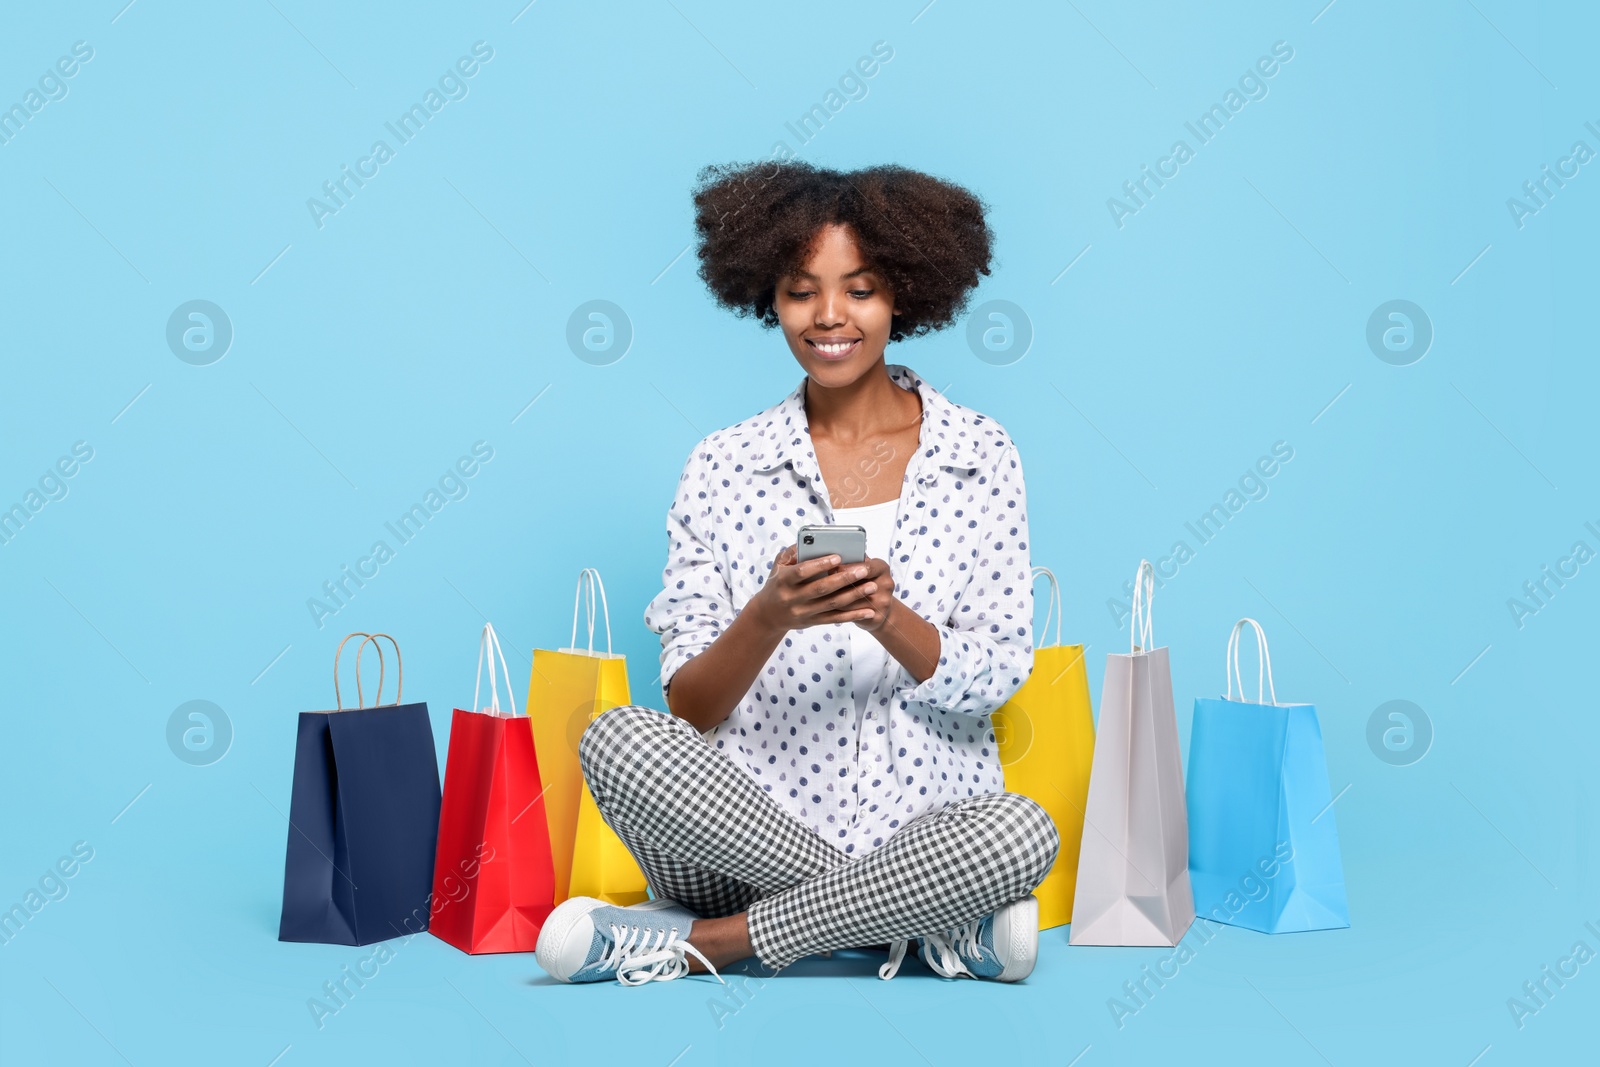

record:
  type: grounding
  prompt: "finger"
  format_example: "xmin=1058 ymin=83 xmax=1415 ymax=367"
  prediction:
xmin=791 ymin=554 xmax=849 ymax=582
xmin=817 ymin=581 xmax=876 ymax=612
xmin=796 ymin=565 xmax=872 ymax=598
xmin=807 ymin=606 xmax=877 ymax=625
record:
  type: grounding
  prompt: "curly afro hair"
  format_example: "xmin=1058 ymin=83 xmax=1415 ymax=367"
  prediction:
xmin=691 ymin=160 xmax=993 ymax=343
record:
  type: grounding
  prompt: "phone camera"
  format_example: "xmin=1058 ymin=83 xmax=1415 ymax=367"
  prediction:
xmin=802 ymin=535 xmax=815 ymax=545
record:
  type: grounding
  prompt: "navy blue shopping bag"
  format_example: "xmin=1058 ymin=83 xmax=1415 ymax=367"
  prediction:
xmin=278 ymin=633 xmax=443 ymax=946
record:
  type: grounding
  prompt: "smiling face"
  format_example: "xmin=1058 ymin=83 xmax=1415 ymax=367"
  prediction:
xmin=774 ymin=223 xmax=899 ymax=387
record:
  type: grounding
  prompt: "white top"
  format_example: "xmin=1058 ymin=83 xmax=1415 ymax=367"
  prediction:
xmin=644 ymin=364 xmax=1035 ymax=857
xmin=831 ymin=496 xmax=902 ymax=732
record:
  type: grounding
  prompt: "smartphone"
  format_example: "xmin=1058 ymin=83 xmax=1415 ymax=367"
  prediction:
xmin=796 ymin=524 xmax=866 ymax=565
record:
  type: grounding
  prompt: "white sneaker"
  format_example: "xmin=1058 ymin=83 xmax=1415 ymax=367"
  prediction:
xmin=879 ymin=895 xmax=1039 ymax=982
xmin=535 ymin=897 xmax=723 ymax=986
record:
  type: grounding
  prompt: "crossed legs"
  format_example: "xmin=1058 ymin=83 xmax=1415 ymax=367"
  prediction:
xmin=578 ymin=705 xmax=1059 ymax=972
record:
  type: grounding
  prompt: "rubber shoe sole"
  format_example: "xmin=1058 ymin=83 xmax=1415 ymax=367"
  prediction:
xmin=991 ymin=895 xmax=1040 ymax=983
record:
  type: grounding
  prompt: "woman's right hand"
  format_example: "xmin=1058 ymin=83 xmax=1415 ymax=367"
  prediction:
xmin=666 ymin=544 xmax=878 ymax=730
xmin=749 ymin=544 xmax=878 ymax=636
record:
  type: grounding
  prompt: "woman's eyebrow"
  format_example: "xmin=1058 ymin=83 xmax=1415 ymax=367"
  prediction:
xmin=788 ymin=266 xmax=878 ymax=281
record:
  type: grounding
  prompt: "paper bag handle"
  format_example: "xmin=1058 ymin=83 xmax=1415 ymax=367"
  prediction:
xmin=1129 ymin=560 xmax=1156 ymax=653
xmin=1032 ymin=566 xmax=1062 ymax=648
xmin=569 ymin=567 xmax=614 ymax=654
xmin=334 ymin=631 xmax=384 ymax=710
xmin=356 ymin=633 xmax=403 ymax=706
xmin=1225 ymin=617 xmax=1278 ymax=705
xmin=472 ymin=622 xmax=518 ymax=715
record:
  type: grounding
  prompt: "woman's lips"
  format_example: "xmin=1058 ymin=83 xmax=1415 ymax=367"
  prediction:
xmin=806 ymin=338 xmax=861 ymax=360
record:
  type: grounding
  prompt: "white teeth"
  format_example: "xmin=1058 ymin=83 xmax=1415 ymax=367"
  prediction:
xmin=813 ymin=341 xmax=855 ymax=355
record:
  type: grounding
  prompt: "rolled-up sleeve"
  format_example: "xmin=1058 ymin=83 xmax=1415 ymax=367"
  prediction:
xmin=642 ymin=441 xmax=735 ymax=701
xmin=895 ymin=441 xmax=1034 ymax=718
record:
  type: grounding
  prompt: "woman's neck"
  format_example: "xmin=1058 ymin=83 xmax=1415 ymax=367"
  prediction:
xmin=803 ymin=362 xmax=922 ymax=446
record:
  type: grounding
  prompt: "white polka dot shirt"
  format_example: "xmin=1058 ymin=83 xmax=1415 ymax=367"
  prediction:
xmin=643 ymin=364 xmax=1034 ymax=857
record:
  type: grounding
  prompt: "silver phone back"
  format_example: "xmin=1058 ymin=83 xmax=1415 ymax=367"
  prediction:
xmin=797 ymin=524 xmax=867 ymax=564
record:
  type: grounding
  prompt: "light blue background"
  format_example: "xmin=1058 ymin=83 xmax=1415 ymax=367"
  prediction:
xmin=1 ymin=1 xmax=1595 ymax=1064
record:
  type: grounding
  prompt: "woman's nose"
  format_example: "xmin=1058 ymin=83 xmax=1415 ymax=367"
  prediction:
xmin=816 ymin=294 xmax=844 ymax=327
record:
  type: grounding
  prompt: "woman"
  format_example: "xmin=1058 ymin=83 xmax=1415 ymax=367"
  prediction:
xmin=535 ymin=162 xmax=1058 ymax=986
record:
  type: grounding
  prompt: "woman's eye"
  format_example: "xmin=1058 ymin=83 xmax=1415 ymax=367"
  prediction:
xmin=849 ymin=289 xmax=874 ymax=299
xmin=787 ymin=290 xmax=813 ymax=299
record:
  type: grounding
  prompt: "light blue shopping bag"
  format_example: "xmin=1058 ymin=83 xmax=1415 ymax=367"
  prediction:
xmin=1186 ymin=619 xmax=1349 ymax=933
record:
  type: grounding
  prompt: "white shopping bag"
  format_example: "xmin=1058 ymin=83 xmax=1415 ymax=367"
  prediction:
xmin=1069 ymin=560 xmax=1195 ymax=946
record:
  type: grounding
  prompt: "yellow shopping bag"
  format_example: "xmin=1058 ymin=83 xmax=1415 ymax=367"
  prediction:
xmin=993 ymin=566 xmax=1096 ymax=930
xmin=569 ymin=781 xmax=648 ymax=906
xmin=527 ymin=568 xmax=649 ymax=906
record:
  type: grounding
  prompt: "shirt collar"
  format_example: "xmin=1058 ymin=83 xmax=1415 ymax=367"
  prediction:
xmin=744 ymin=364 xmax=985 ymax=488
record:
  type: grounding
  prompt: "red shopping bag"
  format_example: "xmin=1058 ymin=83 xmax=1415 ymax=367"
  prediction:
xmin=430 ymin=623 xmax=556 ymax=954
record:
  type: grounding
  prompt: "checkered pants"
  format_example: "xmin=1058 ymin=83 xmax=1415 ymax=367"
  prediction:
xmin=579 ymin=704 xmax=1060 ymax=971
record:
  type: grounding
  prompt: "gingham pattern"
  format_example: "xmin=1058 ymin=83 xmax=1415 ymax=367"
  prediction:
xmin=580 ymin=705 xmax=844 ymax=918
xmin=580 ymin=705 xmax=1059 ymax=971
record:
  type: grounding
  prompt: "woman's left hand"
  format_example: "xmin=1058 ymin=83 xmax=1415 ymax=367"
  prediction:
xmin=846 ymin=556 xmax=897 ymax=634
xmin=845 ymin=555 xmax=942 ymax=683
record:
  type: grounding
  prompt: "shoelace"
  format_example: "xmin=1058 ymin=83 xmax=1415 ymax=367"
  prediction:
xmin=601 ymin=922 xmax=725 ymax=987
xmin=878 ymin=939 xmax=911 ymax=980
xmin=878 ymin=918 xmax=988 ymax=981
xmin=920 ymin=917 xmax=986 ymax=979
